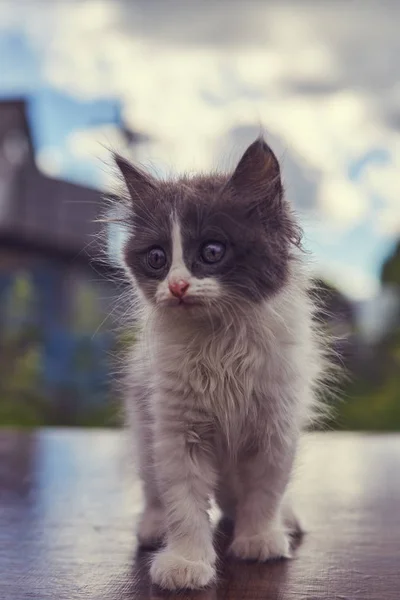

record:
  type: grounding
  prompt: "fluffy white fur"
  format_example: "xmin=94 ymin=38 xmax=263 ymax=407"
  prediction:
xmin=122 ymin=217 xmax=326 ymax=590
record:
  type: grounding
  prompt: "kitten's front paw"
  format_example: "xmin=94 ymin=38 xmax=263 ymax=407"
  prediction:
xmin=137 ymin=506 xmax=165 ymax=549
xmin=229 ymin=528 xmax=291 ymax=562
xmin=150 ymin=550 xmax=216 ymax=590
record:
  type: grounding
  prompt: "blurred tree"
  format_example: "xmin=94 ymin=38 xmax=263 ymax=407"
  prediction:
xmin=0 ymin=271 xmax=121 ymax=427
xmin=335 ymin=239 xmax=400 ymax=431
xmin=0 ymin=274 xmax=47 ymax=425
xmin=312 ymin=278 xmax=358 ymax=370
xmin=382 ymin=240 xmax=400 ymax=288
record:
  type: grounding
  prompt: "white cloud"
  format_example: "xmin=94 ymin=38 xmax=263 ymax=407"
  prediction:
xmin=17 ymin=0 xmax=398 ymax=236
xmin=377 ymin=210 xmax=400 ymax=237
xmin=67 ymin=125 xmax=126 ymax=161
xmin=312 ymin=260 xmax=380 ymax=302
xmin=318 ymin=178 xmax=368 ymax=226
xmin=361 ymin=156 xmax=400 ymax=235
xmin=36 ymin=146 xmax=64 ymax=177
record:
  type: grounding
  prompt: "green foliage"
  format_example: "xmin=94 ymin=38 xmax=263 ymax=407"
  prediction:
xmin=0 ymin=322 xmax=122 ymax=427
xmin=335 ymin=367 xmax=400 ymax=431
xmin=0 ymin=274 xmax=47 ymax=426
xmin=334 ymin=239 xmax=400 ymax=431
xmin=74 ymin=284 xmax=104 ymax=333
xmin=381 ymin=241 xmax=400 ymax=287
xmin=0 ymin=327 xmax=49 ymax=426
xmin=0 ymin=271 xmax=122 ymax=428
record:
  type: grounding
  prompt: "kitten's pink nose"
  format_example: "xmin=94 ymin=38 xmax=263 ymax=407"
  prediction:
xmin=169 ymin=279 xmax=190 ymax=298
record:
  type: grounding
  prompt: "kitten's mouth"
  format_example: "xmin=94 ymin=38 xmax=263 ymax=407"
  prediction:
xmin=178 ymin=297 xmax=202 ymax=308
xmin=161 ymin=296 xmax=204 ymax=309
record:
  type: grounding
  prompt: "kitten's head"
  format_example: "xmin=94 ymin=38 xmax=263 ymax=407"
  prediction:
xmin=116 ymin=138 xmax=302 ymax=319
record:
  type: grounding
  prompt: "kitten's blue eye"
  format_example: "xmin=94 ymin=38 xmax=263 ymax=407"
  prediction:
xmin=147 ymin=247 xmax=166 ymax=269
xmin=200 ymin=242 xmax=225 ymax=264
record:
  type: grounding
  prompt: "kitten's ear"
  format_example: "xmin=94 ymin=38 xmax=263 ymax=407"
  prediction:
xmin=114 ymin=154 xmax=157 ymax=200
xmin=229 ymin=137 xmax=282 ymax=205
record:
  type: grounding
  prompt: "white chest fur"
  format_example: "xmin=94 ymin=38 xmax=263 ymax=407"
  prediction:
xmin=150 ymin=310 xmax=300 ymax=451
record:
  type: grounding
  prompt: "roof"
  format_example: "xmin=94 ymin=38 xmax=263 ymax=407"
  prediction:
xmin=0 ymin=98 xmax=106 ymax=266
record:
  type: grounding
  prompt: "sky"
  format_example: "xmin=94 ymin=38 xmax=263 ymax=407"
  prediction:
xmin=1 ymin=0 xmax=399 ymax=323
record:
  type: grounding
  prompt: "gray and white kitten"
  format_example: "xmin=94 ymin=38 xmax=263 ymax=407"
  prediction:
xmin=114 ymin=138 xmax=326 ymax=590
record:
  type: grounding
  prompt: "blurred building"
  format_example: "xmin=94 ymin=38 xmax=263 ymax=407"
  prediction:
xmin=0 ymin=99 xmax=115 ymax=424
xmin=0 ymin=100 xmax=103 ymax=261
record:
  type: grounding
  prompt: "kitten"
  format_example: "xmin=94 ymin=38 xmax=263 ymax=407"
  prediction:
xmin=113 ymin=138 xmax=326 ymax=590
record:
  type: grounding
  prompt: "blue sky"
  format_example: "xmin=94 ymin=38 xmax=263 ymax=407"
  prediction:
xmin=1 ymin=0 xmax=399 ymax=311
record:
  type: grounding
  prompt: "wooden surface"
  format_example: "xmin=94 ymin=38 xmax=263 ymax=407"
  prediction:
xmin=0 ymin=430 xmax=399 ymax=599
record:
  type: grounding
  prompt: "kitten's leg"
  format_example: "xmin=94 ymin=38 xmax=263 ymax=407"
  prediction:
xmin=215 ymin=467 xmax=238 ymax=521
xmin=136 ymin=443 xmax=165 ymax=549
xmin=128 ymin=391 xmax=165 ymax=549
xmin=229 ymin=442 xmax=296 ymax=562
xmin=150 ymin=415 xmax=217 ymax=590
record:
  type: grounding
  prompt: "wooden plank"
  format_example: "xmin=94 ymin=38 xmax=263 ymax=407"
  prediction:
xmin=0 ymin=429 xmax=399 ymax=599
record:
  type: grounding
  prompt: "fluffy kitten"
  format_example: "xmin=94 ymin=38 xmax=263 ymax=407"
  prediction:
xmin=113 ymin=138 xmax=326 ymax=590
